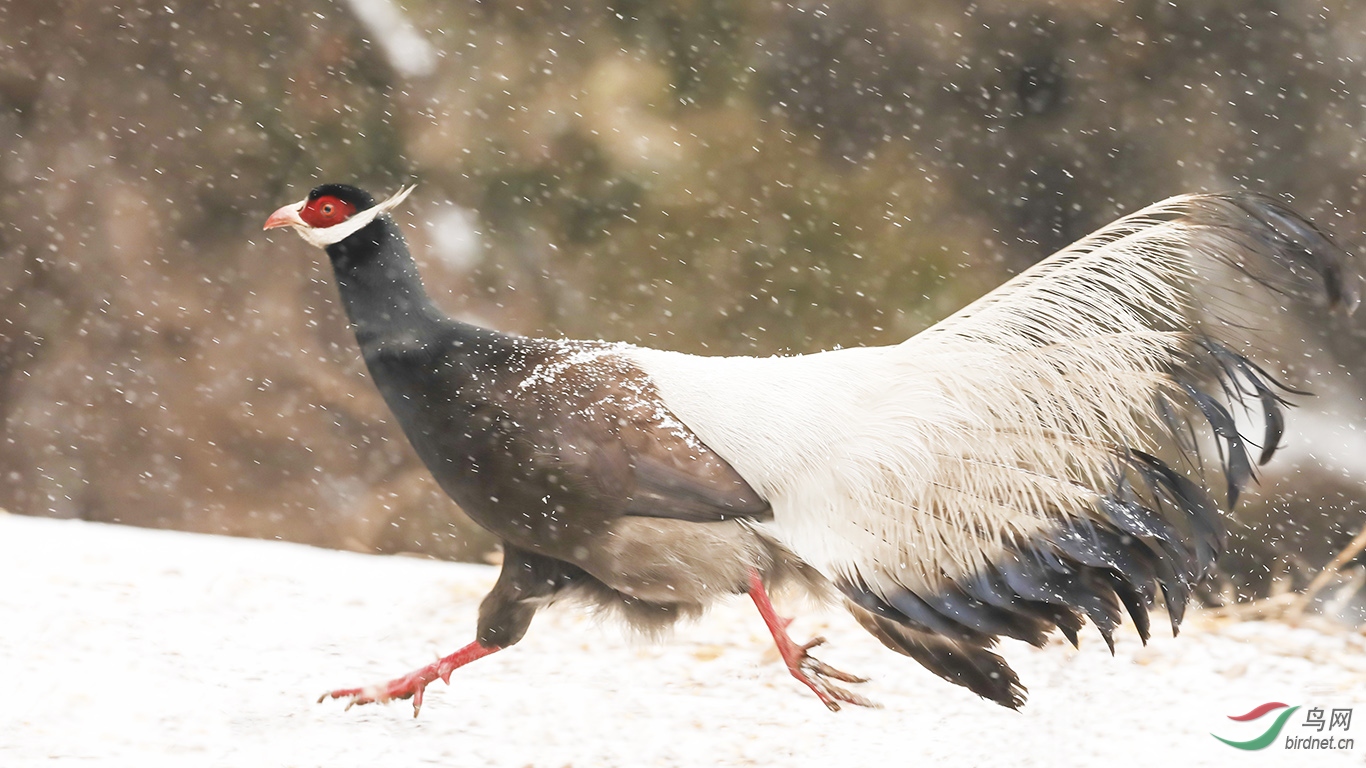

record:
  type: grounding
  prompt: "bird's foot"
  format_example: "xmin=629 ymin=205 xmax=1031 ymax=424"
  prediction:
xmin=318 ymin=640 xmax=500 ymax=717
xmin=319 ymin=663 xmax=443 ymax=716
xmin=747 ymin=570 xmax=877 ymax=711
xmin=775 ymin=634 xmax=878 ymax=712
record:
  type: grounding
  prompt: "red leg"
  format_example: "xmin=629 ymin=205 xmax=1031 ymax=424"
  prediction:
xmin=748 ymin=571 xmax=875 ymax=711
xmin=320 ymin=640 xmax=501 ymax=717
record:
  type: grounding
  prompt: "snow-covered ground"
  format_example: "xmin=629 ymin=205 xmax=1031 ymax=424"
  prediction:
xmin=2 ymin=511 xmax=1363 ymax=767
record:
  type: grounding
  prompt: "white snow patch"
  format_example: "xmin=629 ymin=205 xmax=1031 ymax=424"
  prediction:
xmin=1279 ymin=401 xmax=1366 ymax=483
xmin=425 ymin=204 xmax=483 ymax=272
xmin=2 ymin=512 xmax=1363 ymax=767
xmin=342 ymin=0 xmax=437 ymax=78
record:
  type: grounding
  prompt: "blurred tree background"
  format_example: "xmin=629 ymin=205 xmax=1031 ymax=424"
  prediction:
xmin=1 ymin=0 xmax=1363 ymax=607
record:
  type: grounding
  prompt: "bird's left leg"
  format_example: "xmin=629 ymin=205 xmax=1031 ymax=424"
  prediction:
xmin=319 ymin=640 xmax=501 ymax=715
xmin=747 ymin=570 xmax=876 ymax=711
xmin=321 ymin=544 xmax=578 ymax=716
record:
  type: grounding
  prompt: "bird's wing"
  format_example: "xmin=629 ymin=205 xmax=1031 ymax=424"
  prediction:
xmin=630 ymin=193 xmax=1358 ymax=658
xmin=513 ymin=340 xmax=771 ymax=524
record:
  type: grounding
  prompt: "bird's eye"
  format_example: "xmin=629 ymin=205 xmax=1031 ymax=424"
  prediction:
xmin=298 ymin=195 xmax=356 ymax=228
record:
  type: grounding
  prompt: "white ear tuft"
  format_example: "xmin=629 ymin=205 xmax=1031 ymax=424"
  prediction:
xmin=298 ymin=184 xmax=417 ymax=249
xmin=373 ymin=184 xmax=416 ymax=216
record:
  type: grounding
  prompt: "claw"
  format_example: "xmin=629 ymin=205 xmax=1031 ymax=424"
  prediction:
xmin=802 ymin=656 xmax=869 ymax=684
xmin=319 ymin=640 xmax=502 ymax=717
xmin=786 ymin=641 xmax=877 ymax=710
xmin=747 ymin=570 xmax=878 ymax=711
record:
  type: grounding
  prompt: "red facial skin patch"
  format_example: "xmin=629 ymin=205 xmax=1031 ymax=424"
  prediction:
xmin=299 ymin=195 xmax=357 ymax=228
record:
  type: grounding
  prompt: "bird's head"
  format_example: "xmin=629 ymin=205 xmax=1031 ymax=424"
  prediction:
xmin=263 ymin=184 xmax=414 ymax=249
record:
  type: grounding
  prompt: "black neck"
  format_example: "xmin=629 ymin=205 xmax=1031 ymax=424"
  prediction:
xmin=326 ymin=217 xmax=445 ymax=345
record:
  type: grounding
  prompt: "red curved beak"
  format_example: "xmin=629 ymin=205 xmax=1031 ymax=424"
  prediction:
xmin=263 ymin=200 xmax=306 ymax=230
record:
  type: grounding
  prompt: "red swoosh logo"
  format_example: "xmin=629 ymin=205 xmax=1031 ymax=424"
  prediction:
xmin=1228 ymin=702 xmax=1289 ymax=721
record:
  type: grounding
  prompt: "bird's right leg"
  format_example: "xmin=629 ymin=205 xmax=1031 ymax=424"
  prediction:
xmin=320 ymin=544 xmax=578 ymax=716
xmin=747 ymin=570 xmax=876 ymax=711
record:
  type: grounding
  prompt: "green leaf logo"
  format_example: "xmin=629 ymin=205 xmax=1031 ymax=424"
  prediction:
xmin=1212 ymin=703 xmax=1301 ymax=751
